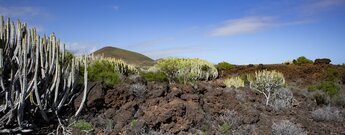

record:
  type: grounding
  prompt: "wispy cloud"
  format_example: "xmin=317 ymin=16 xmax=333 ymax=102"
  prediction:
xmin=112 ymin=5 xmax=120 ymax=11
xmin=209 ymin=16 xmax=314 ymax=37
xmin=0 ymin=6 xmax=45 ymax=17
xmin=127 ymin=37 xmax=175 ymax=48
xmin=209 ymin=16 xmax=277 ymax=37
xmin=65 ymin=42 xmax=99 ymax=55
xmin=301 ymin=0 xmax=345 ymax=14
xmin=142 ymin=47 xmax=204 ymax=59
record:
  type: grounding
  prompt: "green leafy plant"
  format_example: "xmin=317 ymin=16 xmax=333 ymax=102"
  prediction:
xmin=224 ymin=76 xmax=244 ymax=88
xmin=86 ymin=60 xmax=121 ymax=87
xmin=219 ymin=122 xmax=231 ymax=134
xmin=130 ymin=119 xmax=137 ymax=128
xmin=309 ymin=81 xmax=339 ymax=96
xmin=141 ymin=71 xmax=168 ymax=82
xmin=72 ymin=119 xmax=93 ymax=131
xmin=309 ymin=68 xmax=341 ymax=94
xmin=216 ymin=61 xmax=236 ymax=70
xmin=247 ymin=70 xmax=286 ymax=105
xmin=293 ymin=56 xmax=313 ymax=65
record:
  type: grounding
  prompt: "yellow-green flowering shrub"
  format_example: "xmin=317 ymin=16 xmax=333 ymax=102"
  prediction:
xmin=153 ymin=58 xmax=218 ymax=83
xmin=224 ymin=76 xmax=244 ymax=88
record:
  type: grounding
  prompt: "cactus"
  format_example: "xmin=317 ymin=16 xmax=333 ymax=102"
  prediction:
xmin=0 ymin=16 xmax=88 ymax=132
xmin=247 ymin=70 xmax=285 ymax=105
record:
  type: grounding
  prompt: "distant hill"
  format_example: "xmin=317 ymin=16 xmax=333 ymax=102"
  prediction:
xmin=93 ymin=46 xmax=154 ymax=66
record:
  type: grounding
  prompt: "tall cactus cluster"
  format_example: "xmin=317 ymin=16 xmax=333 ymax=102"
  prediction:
xmin=0 ymin=17 xmax=88 ymax=131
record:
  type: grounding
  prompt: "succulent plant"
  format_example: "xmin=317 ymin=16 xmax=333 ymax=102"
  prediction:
xmin=0 ymin=16 xmax=88 ymax=132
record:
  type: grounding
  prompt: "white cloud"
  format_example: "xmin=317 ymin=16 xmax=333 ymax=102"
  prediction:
xmin=209 ymin=16 xmax=314 ymax=37
xmin=209 ymin=16 xmax=276 ymax=37
xmin=142 ymin=47 xmax=204 ymax=59
xmin=301 ymin=0 xmax=345 ymax=14
xmin=65 ymin=42 xmax=99 ymax=55
xmin=0 ymin=6 xmax=43 ymax=17
xmin=112 ymin=5 xmax=120 ymax=11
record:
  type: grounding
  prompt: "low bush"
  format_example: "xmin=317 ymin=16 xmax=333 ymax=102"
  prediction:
xmin=224 ymin=76 xmax=244 ymax=88
xmin=219 ymin=122 xmax=231 ymax=134
xmin=215 ymin=61 xmax=236 ymax=70
xmin=153 ymin=58 xmax=218 ymax=83
xmin=72 ymin=119 xmax=93 ymax=131
xmin=130 ymin=83 xmax=147 ymax=97
xmin=293 ymin=56 xmax=313 ymax=65
xmin=310 ymin=90 xmax=330 ymax=105
xmin=84 ymin=60 xmax=121 ymax=87
xmin=271 ymin=88 xmax=294 ymax=111
xmin=308 ymin=81 xmax=339 ymax=96
xmin=141 ymin=71 xmax=168 ymax=82
xmin=311 ymin=106 xmax=343 ymax=122
xmin=218 ymin=110 xmax=241 ymax=129
xmin=271 ymin=120 xmax=307 ymax=135
xmin=308 ymin=67 xmax=342 ymax=105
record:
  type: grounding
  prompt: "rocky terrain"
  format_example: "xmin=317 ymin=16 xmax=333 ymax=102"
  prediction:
xmin=68 ymin=64 xmax=345 ymax=135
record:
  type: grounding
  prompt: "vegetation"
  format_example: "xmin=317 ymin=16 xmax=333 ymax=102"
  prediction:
xmin=293 ymin=56 xmax=313 ymax=65
xmin=271 ymin=88 xmax=294 ymax=111
xmin=85 ymin=59 xmax=121 ymax=87
xmin=141 ymin=71 xmax=168 ymax=82
xmin=72 ymin=119 xmax=93 ymax=131
xmin=80 ymin=57 xmax=139 ymax=87
xmin=312 ymin=106 xmax=343 ymax=122
xmin=308 ymin=67 xmax=342 ymax=105
xmin=215 ymin=61 xmax=236 ymax=70
xmin=219 ymin=122 xmax=231 ymax=134
xmin=224 ymin=76 xmax=244 ymax=88
xmin=0 ymin=17 xmax=88 ymax=130
xmin=152 ymin=58 xmax=218 ymax=84
xmin=248 ymin=70 xmax=286 ymax=105
xmin=271 ymin=120 xmax=307 ymax=135
xmin=130 ymin=119 xmax=138 ymax=128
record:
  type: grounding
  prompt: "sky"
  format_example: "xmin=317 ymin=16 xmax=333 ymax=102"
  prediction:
xmin=1 ymin=0 xmax=345 ymax=64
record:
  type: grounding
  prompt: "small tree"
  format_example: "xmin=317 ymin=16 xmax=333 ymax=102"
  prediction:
xmin=248 ymin=70 xmax=285 ymax=105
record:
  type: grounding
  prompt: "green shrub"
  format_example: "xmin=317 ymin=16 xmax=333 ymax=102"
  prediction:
xmin=154 ymin=58 xmax=218 ymax=83
xmin=141 ymin=71 xmax=168 ymax=82
xmin=72 ymin=120 xmax=93 ymax=131
xmin=87 ymin=60 xmax=121 ymax=87
xmin=318 ymin=81 xmax=339 ymax=96
xmin=219 ymin=122 xmax=231 ymax=134
xmin=323 ymin=67 xmax=341 ymax=82
xmin=308 ymin=67 xmax=341 ymax=96
xmin=216 ymin=61 xmax=236 ymax=70
xmin=130 ymin=119 xmax=137 ymax=128
xmin=293 ymin=56 xmax=313 ymax=65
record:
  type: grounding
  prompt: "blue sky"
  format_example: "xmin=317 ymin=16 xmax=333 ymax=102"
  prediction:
xmin=1 ymin=0 xmax=345 ymax=64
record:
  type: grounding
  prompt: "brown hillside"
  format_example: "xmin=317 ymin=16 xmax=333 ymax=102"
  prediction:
xmin=93 ymin=46 xmax=154 ymax=66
